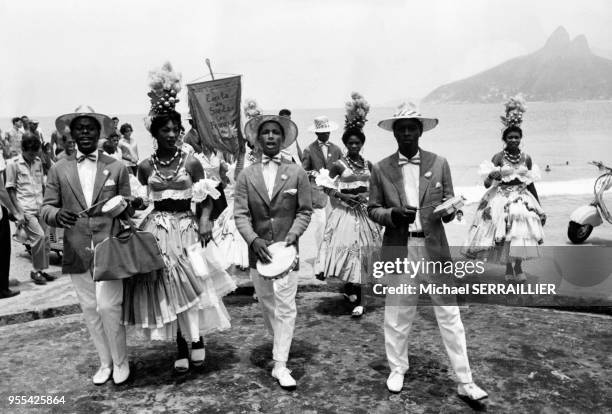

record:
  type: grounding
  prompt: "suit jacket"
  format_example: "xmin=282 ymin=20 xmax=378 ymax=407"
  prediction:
xmin=41 ymin=151 xmax=131 ymax=274
xmin=301 ymin=140 xmax=342 ymax=208
xmin=234 ymin=160 xmax=313 ymax=268
xmin=368 ymin=150 xmax=454 ymax=261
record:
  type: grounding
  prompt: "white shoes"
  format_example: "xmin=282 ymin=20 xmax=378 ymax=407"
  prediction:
xmin=191 ymin=348 xmax=206 ymax=367
xmin=174 ymin=358 xmax=189 ymax=373
xmin=271 ymin=366 xmax=297 ymax=390
xmin=457 ymin=382 xmax=488 ymax=401
xmin=92 ymin=366 xmax=112 ymax=385
xmin=386 ymin=370 xmax=405 ymax=393
xmin=113 ymin=362 xmax=130 ymax=385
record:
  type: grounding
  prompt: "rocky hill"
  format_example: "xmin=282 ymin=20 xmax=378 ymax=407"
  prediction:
xmin=423 ymin=27 xmax=612 ymax=103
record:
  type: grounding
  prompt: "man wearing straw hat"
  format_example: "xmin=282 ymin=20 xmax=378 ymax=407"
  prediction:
xmin=368 ymin=103 xmax=488 ymax=401
xmin=234 ymin=113 xmax=312 ymax=390
xmin=302 ymin=115 xmax=343 ymax=248
xmin=41 ymin=105 xmax=133 ymax=386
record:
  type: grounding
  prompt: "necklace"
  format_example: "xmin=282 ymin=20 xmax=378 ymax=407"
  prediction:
xmin=154 ymin=149 xmax=180 ymax=166
xmin=345 ymin=155 xmax=366 ymax=172
xmin=503 ymin=149 xmax=522 ymax=164
xmin=151 ymin=150 xmax=184 ymax=181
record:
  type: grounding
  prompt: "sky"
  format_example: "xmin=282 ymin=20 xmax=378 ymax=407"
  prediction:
xmin=1 ymin=0 xmax=612 ymax=116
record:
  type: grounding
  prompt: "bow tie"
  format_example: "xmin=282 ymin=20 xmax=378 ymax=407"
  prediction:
xmin=262 ymin=155 xmax=281 ymax=165
xmin=398 ymin=156 xmax=420 ymax=166
xmin=77 ymin=153 xmax=97 ymax=163
xmin=318 ymin=141 xmax=330 ymax=147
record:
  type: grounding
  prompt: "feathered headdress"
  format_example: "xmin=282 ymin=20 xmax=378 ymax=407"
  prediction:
xmin=243 ymin=98 xmax=262 ymax=120
xmin=500 ymin=94 xmax=527 ymax=128
xmin=147 ymin=62 xmax=182 ymax=116
xmin=344 ymin=92 xmax=370 ymax=131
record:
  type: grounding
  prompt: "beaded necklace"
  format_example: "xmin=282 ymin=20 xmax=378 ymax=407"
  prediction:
xmin=344 ymin=154 xmax=366 ymax=173
xmin=503 ymin=149 xmax=522 ymax=164
xmin=151 ymin=149 xmax=184 ymax=181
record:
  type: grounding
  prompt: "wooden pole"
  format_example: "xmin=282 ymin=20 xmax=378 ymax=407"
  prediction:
xmin=205 ymin=58 xmax=215 ymax=80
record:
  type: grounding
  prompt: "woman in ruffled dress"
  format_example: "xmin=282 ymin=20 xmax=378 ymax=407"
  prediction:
xmin=122 ymin=63 xmax=236 ymax=372
xmin=463 ymin=96 xmax=546 ymax=281
xmin=212 ymin=99 xmax=263 ymax=272
xmin=314 ymin=93 xmax=383 ymax=317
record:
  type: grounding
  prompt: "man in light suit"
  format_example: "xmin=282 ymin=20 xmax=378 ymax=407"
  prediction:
xmin=235 ymin=114 xmax=312 ymax=390
xmin=368 ymin=104 xmax=487 ymax=401
xmin=301 ymin=116 xmax=342 ymax=248
xmin=42 ymin=106 xmax=133 ymax=386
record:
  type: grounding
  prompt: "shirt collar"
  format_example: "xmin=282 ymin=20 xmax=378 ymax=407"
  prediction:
xmin=398 ymin=150 xmax=420 ymax=162
xmin=17 ymin=154 xmax=41 ymax=165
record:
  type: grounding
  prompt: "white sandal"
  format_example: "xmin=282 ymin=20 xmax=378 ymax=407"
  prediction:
xmin=352 ymin=305 xmax=365 ymax=317
xmin=191 ymin=348 xmax=205 ymax=366
xmin=174 ymin=358 xmax=189 ymax=373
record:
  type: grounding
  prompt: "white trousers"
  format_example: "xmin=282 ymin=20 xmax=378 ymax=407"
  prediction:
xmin=251 ymin=268 xmax=298 ymax=362
xmin=70 ymin=271 xmax=128 ymax=369
xmin=384 ymin=238 xmax=473 ymax=383
xmin=312 ymin=207 xmax=328 ymax=248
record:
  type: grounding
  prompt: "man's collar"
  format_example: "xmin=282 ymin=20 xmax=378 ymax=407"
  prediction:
xmin=398 ymin=150 xmax=420 ymax=161
xmin=17 ymin=154 xmax=41 ymax=165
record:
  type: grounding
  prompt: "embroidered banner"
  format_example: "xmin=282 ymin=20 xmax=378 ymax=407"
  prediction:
xmin=187 ymin=75 xmax=244 ymax=157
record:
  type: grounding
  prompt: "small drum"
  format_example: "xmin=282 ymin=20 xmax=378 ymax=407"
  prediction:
xmin=433 ymin=195 xmax=465 ymax=217
xmin=256 ymin=242 xmax=298 ymax=280
xmin=101 ymin=195 xmax=129 ymax=218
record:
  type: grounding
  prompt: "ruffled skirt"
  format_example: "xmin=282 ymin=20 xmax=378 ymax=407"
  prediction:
xmin=314 ymin=204 xmax=383 ymax=284
xmin=463 ymin=184 xmax=544 ymax=263
xmin=122 ymin=210 xmax=236 ymax=341
xmin=212 ymin=199 xmax=249 ymax=269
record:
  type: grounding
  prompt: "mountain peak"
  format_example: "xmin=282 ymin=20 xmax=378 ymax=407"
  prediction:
xmin=544 ymin=26 xmax=571 ymax=51
xmin=423 ymin=26 xmax=612 ymax=103
xmin=570 ymin=34 xmax=590 ymax=54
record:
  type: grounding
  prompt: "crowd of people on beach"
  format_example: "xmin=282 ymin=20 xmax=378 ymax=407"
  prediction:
xmin=0 ymin=63 xmax=549 ymax=402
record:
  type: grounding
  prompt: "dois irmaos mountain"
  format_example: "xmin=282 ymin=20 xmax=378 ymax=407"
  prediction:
xmin=424 ymin=27 xmax=612 ymax=103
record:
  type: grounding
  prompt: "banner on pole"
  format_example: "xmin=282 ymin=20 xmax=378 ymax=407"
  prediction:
xmin=187 ymin=75 xmax=244 ymax=157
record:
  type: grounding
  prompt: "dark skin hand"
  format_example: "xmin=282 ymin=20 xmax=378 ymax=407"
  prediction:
xmin=56 ymin=209 xmax=79 ymax=228
xmin=252 ymin=238 xmax=273 ymax=263
xmin=391 ymin=206 xmax=417 ymax=225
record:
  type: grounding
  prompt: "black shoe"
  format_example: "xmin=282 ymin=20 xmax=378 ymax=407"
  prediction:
xmin=30 ymin=271 xmax=47 ymax=285
xmin=0 ymin=289 xmax=20 ymax=299
xmin=39 ymin=272 xmax=57 ymax=281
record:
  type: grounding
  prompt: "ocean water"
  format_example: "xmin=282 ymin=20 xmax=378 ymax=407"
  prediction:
xmin=3 ymin=101 xmax=611 ymax=192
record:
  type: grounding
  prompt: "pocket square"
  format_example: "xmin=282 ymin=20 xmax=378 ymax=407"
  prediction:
xmin=283 ymin=188 xmax=298 ymax=195
xmin=435 ymin=182 xmax=442 ymax=188
xmin=104 ymin=179 xmax=116 ymax=187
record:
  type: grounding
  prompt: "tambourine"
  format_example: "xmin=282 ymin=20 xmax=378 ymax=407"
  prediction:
xmin=433 ymin=195 xmax=465 ymax=216
xmin=256 ymin=242 xmax=298 ymax=280
xmin=101 ymin=195 xmax=129 ymax=218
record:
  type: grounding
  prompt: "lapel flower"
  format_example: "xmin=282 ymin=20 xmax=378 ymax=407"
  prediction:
xmin=103 ymin=169 xmax=110 ymax=176
xmin=424 ymin=171 xmax=432 ymax=179
xmin=281 ymin=174 xmax=288 ymax=180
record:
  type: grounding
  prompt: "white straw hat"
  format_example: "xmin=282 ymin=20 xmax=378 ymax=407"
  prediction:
xmin=378 ymin=102 xmax=438 ymax=132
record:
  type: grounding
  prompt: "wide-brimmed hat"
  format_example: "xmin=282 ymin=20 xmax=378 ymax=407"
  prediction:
xmin=308 ymin=115 xmax=338 ymax=133
xmin=55 ymin=105 xmax=113 ymax=138
xmin=378 ymin=102 xmax=438 ymax=133
xmin=244 ymin=114 xmax=298 ymax=149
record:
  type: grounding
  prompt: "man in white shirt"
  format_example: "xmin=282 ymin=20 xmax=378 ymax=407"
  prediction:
xmin=234 ymin=114 xmax=312 ymax=390
xmin=41 ymin=105 xmax=132 ymax=386
xmin=368 ymin=103 xmax=488 ymax=402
